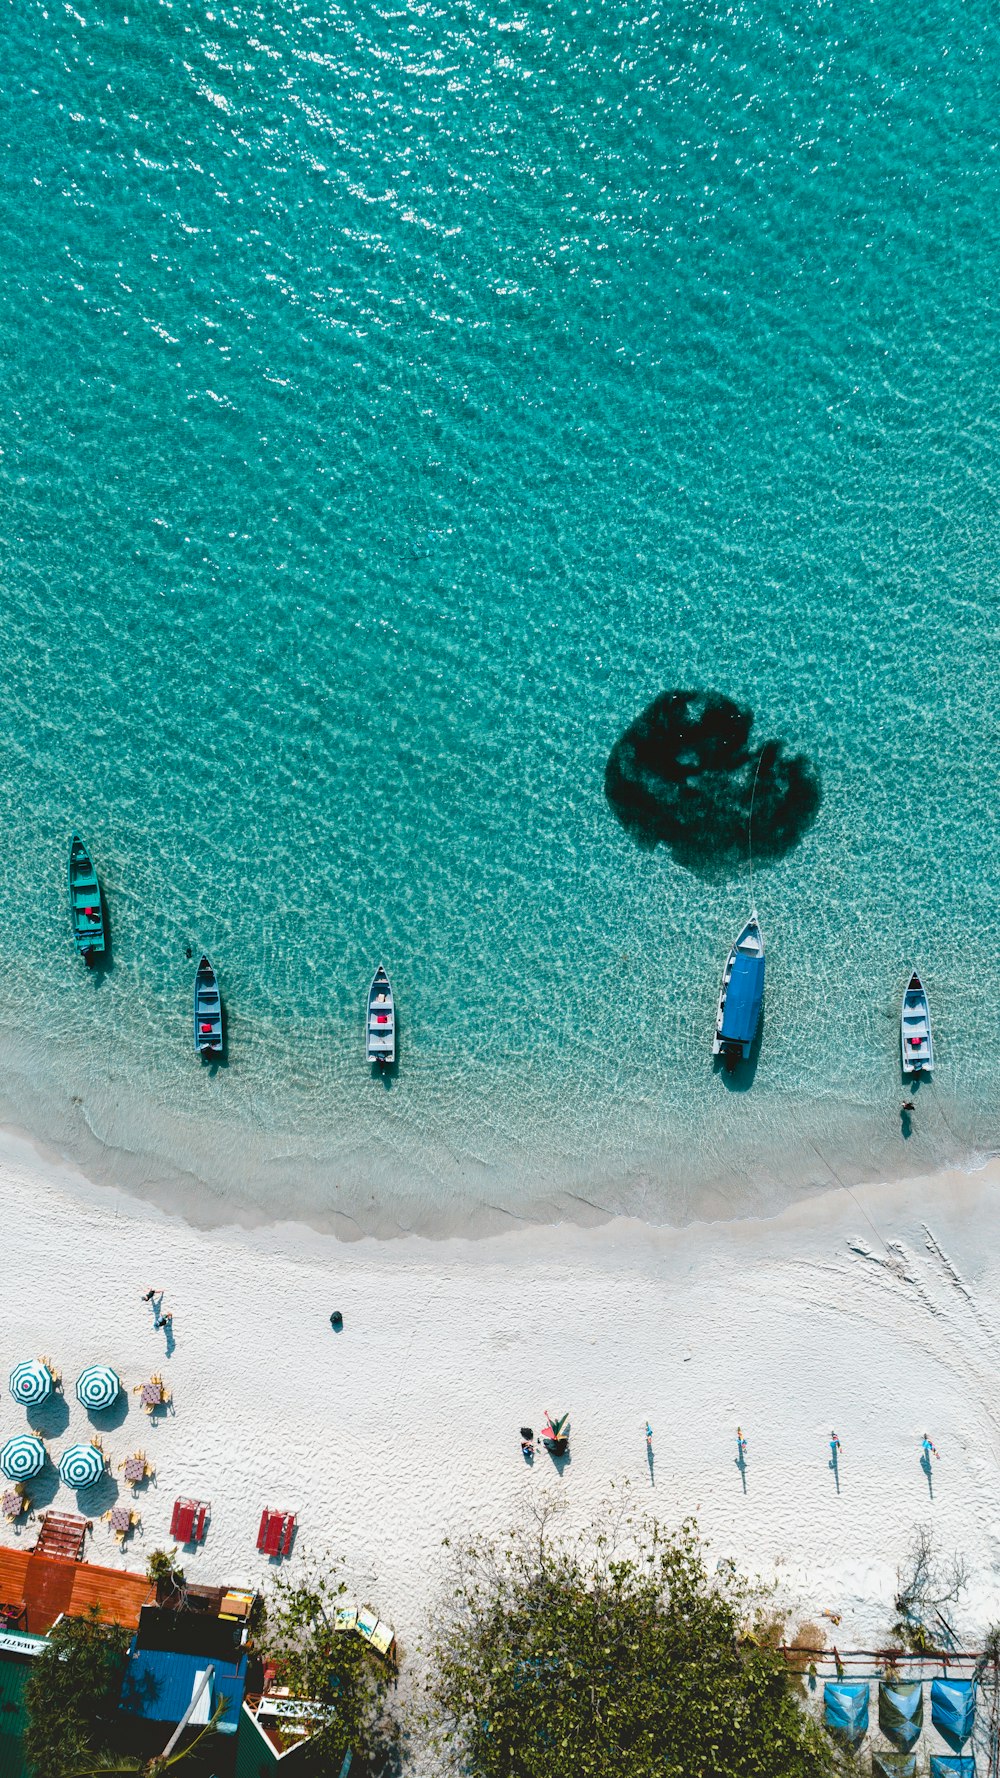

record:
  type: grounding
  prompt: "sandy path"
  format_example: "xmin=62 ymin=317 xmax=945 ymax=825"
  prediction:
xmin=3 ymin=1128 xmax=1000 ymax=1655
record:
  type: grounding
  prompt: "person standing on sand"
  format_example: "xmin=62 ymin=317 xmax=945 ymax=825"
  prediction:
xmin=154 ymin=1312 xmax=173 ymax=1331
xmin=142 ymin=1289 xmax=158 ymax=1303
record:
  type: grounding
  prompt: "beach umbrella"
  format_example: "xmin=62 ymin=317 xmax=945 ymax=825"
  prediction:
xmin=8 ymin=1359 xmax=53 ymax=1407
xmin=59 ymin=1442 xmax=105 ymax=1490
xmin=75 ymin=1365 xmax=120 ymax=1411
xmin=0 ymin=1435 xmax=46 ymax=1480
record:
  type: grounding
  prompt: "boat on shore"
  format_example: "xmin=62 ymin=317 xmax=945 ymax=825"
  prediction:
xmin=712 ymin=914 xmax=765 ymax=1068
xmin=68 ymin=835 xmax=106 ymax=965
xmin=366 ymin=965 xmax=395 ymax=1067
xmin=194 ymin=954 xmax=223 ymax=1058
xmin=901 ymin=971 xmax=933 ymax=1074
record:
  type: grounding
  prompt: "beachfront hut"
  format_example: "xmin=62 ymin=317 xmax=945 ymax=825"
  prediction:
xmin=236 ymin=1692 xmax=349 ymax=1776
xmin=929 ymin=1759 xmax=976 ymax=1777
xmin=0 ymin=1631 xmax=50 ymax=1778
xmin=872 ymin=1755 xmax=916 ymax=1778
xmin=76 ymin=1365 xmax=121 ymax=1411
xmin=59 ymin=1442 xmax=106 ymax=1490
xmin=879 ymin=1678 xmax=923 ymax=1749
xmin=823 ymin=1679 xmax=869 ymax=1743
xmin=0 ymin=1435 xmax=46 ymax=1481
xmin=931 ymin=1677 xmax=975 ymax=1751
xmin=8 ymin=1360 xmax=54 ymax=1408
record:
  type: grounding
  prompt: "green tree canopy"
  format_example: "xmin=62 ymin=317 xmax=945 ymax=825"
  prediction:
xmin=25 ymin=1608 xmax=130 ymax=1778
xmin=259 ymin=1567 xmax=396 ymax=1772
xmin=425 ymin=1507 xmax=841 ymax=1778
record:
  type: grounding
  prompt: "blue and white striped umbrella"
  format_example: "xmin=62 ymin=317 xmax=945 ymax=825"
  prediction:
xmin=0 ymin=1435 xmax=46 ymax=1480
xmin=75 ymin=1365 xmax=120 ymax=1411
xmin=59 ymin=1442 xmax=105 ymax=1490
xmin=8 ymin=1359 xmax=53 ymax=1407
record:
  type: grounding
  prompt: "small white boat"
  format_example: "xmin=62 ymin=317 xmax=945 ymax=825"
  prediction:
xmin=366 ymin=964 xmax=395 ymax=1067
xmin=713 ymin=914 xmax=765 ymax=1066
xmin=901 ymin=971 xmax=933 ymax=1074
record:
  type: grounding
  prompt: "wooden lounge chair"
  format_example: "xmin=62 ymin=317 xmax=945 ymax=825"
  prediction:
xmin=369 ymin=1620 xmax=396 ymax=1658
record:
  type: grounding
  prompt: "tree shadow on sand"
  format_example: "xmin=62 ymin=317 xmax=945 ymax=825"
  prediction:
xmin=604 ymin=690 xmax=820 ymax=878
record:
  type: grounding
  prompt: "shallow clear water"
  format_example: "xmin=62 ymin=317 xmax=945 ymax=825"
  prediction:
xmin=0 ymin=0 xmax=998 ymax=1235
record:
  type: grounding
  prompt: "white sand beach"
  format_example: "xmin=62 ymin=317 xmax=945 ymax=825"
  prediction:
xmin=3 ymin=1125 xmax=1000 ymax=1657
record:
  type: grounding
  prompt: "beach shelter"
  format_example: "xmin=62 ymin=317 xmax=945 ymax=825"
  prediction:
xmin=75 ymin=1365 xmax=120 ymax=1411
xmin=58 ymin=1442 xmax=105 ymax=1490
xmin=872 ymin=1755 xmax=916 ymax=1778
xmin=931 ymin=1677 xmax=975 ymax=1751
xmin=879 ymin=1678 xmax=923 ymax=1750
xmin=0 ymin=1436 xmax=46 ymax=1481
xmin=541 ymin=1413 xmax=570 ymax=1450
xmin=8 ymin=1360 xmax=53 ymax=1408
xmin=929 ymin=1759 xmax=976 ymax=1777
xmin=824 ymin=1680 xmax=869 ymax=1743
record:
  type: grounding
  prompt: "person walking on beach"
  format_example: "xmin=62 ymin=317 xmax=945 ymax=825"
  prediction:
xmin=736 ymin=1426 xmax=748 ymax=1463
xmin=829 ymin=1430 xmax=841 ymax=1460
xmin=922 ymin=1433 xmax=939 ymax=1462
xmin=142 ymin=1289 xmax=158 ymax=1303
xmin=154 ymin=1311 xmax=173 ymax=1331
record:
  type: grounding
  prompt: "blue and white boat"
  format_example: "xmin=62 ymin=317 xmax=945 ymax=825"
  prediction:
xmin=194 ymin=954 xmax=223 ymax=1058
xmin=712 ymin=914 xmax=765 ymax=1066
xmin=68 ymin=834 xmax=106 ymax=964
xmin=366 ymin=964 xmax=395 ymax=1066
xmin=901 ymin=971 xmax=933 ymax=1075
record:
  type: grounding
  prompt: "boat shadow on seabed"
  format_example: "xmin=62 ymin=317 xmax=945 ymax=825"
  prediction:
xmin=714 ymin=1002 xmax=765 ymax=1093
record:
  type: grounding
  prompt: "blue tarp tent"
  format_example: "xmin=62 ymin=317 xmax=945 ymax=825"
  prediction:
xmin=719 ymin=952 xmax=764 ymax=1046
xmin=872 ymin=1754 xmax=916 ymax=1778
xmin=929 ymin=1758 xmax=976 ymax=1777
xmin=879 ymin=1678 xmax=923 ymax=1749
xmin=932 ymin=1678 xmax=975 ymax=1750
xmin=824 ymin=1679 xmax=868 ymax=1742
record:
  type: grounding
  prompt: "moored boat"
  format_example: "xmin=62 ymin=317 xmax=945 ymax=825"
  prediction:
xmin=68 ymin=834 xmax=106 ymax=964
xmin=901 ymin=971 xmax=933 ymax=1074
xmin=193 ymin=954 xmax=223 ymax=1057
xmin=712 ymin=914 xmax=765 ymax=1067
xmin=366 ymin=965 xmax=395 ymax=1066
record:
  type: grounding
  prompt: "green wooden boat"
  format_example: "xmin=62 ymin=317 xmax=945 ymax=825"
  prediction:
xmin=68 ymin=834 xmax=106 ymax=964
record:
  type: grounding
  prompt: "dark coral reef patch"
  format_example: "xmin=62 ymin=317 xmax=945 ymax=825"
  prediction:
xmin=604 ymin=690 xmax=820 ymax=874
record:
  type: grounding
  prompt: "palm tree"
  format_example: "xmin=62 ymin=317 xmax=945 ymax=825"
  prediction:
xmin=67 ymin=1702 xmax=224 ymax=1776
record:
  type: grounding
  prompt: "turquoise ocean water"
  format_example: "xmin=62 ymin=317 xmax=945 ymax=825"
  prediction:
xmin=0 ymin=0 xmax=998 ymax=1236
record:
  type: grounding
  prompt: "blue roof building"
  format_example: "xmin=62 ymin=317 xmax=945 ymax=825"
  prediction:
xmin=119 ymin=1642 xmax=248 ymax=1736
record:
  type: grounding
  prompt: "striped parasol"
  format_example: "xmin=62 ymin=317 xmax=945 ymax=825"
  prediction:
xmin=0 ymin=1435 xmax=46 ymax=1480
xmin=8 ymin=1359 xmax=53 ymax=1407
xmin=75 ymin=1365 xmax=121 ymax=1411
xmin=59 ymin=1442 xmax=105 ymax=1490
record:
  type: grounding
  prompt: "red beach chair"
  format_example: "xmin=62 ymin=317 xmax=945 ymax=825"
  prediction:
xmin=280 ymin=1513 xmax=296 ymax=1556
